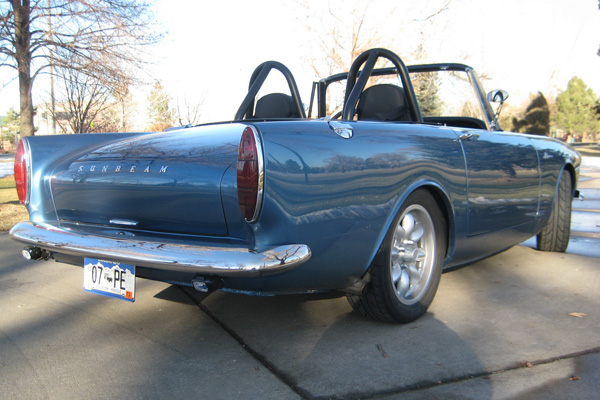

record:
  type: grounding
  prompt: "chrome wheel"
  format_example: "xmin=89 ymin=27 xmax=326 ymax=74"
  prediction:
xmin=346 ymin=189 xmax=445 ymax=323
xmin=390 ymin=204 xmax=436 ymax=305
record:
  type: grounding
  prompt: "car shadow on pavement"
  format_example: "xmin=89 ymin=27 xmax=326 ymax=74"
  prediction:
xmin=182 ymin=244 xmax=599 ymax=399
xmin=2 ymin=232 xmax=599 ymax=399
xmin=185 ymin=288 xmax=493 ymax=399
xmin=0 ymin=234 xmax=300 ymax=400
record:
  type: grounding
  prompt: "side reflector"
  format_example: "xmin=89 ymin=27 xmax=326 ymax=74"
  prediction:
xmin=14 ymin=139 xmax=29 ymax=205
xmin=237 ymin=126 xmax=263 ymax=222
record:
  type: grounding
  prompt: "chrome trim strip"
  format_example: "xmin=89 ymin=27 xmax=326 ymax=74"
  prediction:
xmin=10 ymin=221 xmax=311 ymax=277
xmin=109 ymin=219 xmax=139 ymax=226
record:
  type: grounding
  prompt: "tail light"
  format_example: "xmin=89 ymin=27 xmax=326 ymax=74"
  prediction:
xmin=237 ymin=126 xmax=264 ymax=222
xmin=14 ymin=139 xmax=30 ymax=205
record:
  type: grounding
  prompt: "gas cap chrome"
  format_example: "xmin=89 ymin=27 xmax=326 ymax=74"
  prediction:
xmin=328 ymin=121 xmax=353 ymax=139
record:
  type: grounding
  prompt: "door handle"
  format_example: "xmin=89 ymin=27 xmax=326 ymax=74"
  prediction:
xmin=459 ymin=132 xmax=480 ymax=141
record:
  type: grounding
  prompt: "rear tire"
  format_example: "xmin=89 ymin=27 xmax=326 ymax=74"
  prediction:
xmin=537 ymin=172 xmax=572 ymax=252
xmin=347 ymin=190 xmax=446 ymax=323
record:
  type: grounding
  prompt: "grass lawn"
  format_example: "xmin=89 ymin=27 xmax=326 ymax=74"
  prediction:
xmin=0 ymin=175 xmax=28 ymax=232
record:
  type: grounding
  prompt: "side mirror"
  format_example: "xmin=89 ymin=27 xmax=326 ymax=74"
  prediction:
xmin=487 ymin=89 xmax=509 ymax=104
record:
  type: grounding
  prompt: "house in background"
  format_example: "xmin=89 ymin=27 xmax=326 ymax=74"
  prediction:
xmin=35 ymin=102 xmax=73 ymax=135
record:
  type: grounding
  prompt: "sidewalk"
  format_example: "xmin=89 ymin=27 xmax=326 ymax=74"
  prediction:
xmin=0 ymin=153 xmax=14 ymax=178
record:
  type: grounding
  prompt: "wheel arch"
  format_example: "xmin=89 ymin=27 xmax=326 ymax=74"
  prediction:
xmin=371 ymin=182 xmax=454 ymax=268
xmin=349 ymin=183 xmax=452 ymax=322
xmin=562 ymin=163 xmax=577 ymax=196
xmin=546 ymin=163 xmax=578 ymax=215
xmin=420 ymin=184 xmax=453 ymax=262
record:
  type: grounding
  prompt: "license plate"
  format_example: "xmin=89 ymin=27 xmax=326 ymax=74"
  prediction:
xmin=84 ymin=258 xmax=135 ymax=302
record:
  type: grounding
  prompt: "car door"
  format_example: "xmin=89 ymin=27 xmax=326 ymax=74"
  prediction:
xmin=459 ymin=129 xmax=540 ymax=236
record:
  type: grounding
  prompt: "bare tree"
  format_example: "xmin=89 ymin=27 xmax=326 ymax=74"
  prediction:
xmin=174 ymin=94 xmax=204 ymax=127
xmin=88 ymin=98 xmax=134 ymax=133
xmin=53 ymin=66 xmax=111 ymax=133
xmin=111 ymin=84 xmax=135 ymax=132
xmin=296 ymin=1 xmax=453 ymax=78
xmin=413 ymin=1 xmax=452 ymax=22
xmin=75 ymin=85 xmax=135 ymax=134
xmin=297 ymin=0 xmax=388 ymax=78
xmin=0 ymin=1 xmax=160 ymax=136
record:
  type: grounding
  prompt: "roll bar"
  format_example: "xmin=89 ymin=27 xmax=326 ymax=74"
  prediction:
xmin=235 ymin=61 xmax=306 ymax=120
xmin=342 ymin=48 xmax=422 ymax=122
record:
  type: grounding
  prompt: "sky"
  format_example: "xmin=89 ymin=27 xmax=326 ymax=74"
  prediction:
xmin=1 ymin=0 xmax=599 ymax=126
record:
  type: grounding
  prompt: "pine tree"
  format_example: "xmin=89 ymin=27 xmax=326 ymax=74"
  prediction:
xmin=147 ymin=80 xmax=173 ymax=131
xmin=554 ymin=77 xmax=600 ymax=140
xmin=1 ymin=107 xmax=20 ymax=144
xmin=512 ymin=92 xmax=550 ymax=136
xmin=413 ymin=72 xmax=442 ymax=117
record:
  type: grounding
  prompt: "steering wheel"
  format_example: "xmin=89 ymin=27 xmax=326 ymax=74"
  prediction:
xmin=342 ymin=48 xmax=422 ymax=122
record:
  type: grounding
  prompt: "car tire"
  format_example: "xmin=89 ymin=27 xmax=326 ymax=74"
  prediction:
xmin=537 ymin=171 xmax=572 ymax=252
xmin=347 ymin=190 xmax=446 ymax=323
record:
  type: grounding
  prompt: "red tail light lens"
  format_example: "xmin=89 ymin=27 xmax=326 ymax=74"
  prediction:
xmin=14 ymin=139 xmax=29 ymax=205
xmin=237 ymin=126 xmax=263 ymax=222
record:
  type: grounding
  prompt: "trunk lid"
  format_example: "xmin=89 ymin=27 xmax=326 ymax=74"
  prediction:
xmin=51 ymin=125 xmax=241 ymax=236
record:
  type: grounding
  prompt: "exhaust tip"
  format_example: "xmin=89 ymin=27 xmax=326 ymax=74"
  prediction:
xmin=22 ymin=246 xmax=49 ymax=261
xmin=192 ymin=276 xmax=223 ymax=293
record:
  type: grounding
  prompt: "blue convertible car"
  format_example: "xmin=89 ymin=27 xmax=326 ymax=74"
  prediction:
xmin=11 ymin=48 xmax=580 ymax=322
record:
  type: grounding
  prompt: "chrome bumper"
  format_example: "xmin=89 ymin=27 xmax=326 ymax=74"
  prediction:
xmin=9 ymin=221 xmax=311 ymax=277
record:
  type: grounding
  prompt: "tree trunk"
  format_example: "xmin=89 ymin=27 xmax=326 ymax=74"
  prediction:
xmin=13 ymin=0 xmax=35 ymax=137
xmin=18 ymin=63 xmax=35 ymax=137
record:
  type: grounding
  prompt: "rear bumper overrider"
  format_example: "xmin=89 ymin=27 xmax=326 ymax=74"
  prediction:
xmin=10 ymin=221 xmax=311 ymax=277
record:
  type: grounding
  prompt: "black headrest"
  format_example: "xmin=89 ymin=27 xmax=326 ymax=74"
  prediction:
xmin=254 ymin=93 xmax=301 ymax=119
xmin=357 ymin=84 xmax=411 ymax=121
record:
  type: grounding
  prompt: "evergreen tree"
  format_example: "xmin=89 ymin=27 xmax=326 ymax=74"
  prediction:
xmin=512 ymin=92 xmax=550 ymax=136
xmin=554 ymin=77 xmax=600 ymax=140
xmin=413 ymin=72 xmax=442 ymax=117
xmin=147 ymin=80 xmax=173 ymax=131
xmin=1 ymin=107 xmax=20 ymax=144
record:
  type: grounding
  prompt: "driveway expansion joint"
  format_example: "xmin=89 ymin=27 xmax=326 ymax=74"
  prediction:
xmin=180 ymin=280 xmax=600 ymax=400
xmin=180 ymin=286 xmax=312 ymax=399
xmin=361 ymin=347 xmax=600 ymax=400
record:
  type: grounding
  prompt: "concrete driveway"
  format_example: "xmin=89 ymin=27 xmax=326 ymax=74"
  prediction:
xmin=0 ymin=157 xmax=598 ymax=399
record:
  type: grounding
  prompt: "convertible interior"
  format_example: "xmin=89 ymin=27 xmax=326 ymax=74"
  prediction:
xmin=236 ymin=48 xmax=495 ymax=131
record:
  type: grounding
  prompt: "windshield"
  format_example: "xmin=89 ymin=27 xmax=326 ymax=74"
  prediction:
xmin=315 ymin=65 xmax=490 ymax=128
xmin=410 ymin=69 xmax=486 ymax=121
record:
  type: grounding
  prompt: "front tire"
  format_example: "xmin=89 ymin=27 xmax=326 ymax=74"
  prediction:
xmin=347 ymin=190 xmax=446 ymax=323
xmin=537 ymin=171 xmax=572 ymax=252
